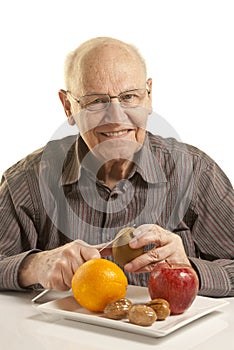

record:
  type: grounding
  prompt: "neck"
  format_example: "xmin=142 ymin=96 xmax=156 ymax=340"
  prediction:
xmin=97 ymin=159 xmax=134 ymax=189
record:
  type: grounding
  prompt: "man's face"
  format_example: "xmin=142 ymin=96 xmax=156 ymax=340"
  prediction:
xmin=71 ymin=45 xmax=152 ymax=162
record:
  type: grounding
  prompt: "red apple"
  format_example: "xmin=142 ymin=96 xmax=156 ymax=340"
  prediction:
xmin=148 ymin=261 xmax=199 ymax=315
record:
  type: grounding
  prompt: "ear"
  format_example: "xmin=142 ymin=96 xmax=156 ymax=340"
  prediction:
xmin=146 ymin=78 xmax=153 ymax=114
xmin=58 ymin=89 xmax=76 ymax=125
xmin=146 ymin=78 xmax=152 ymax=95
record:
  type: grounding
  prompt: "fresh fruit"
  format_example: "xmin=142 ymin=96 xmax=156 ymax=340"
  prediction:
xmin=112 ymin=227 xmax=144 ymax=266
xmin=148 ymin=261 xmax=199 ymax=315
xmin=71 ymin=258 xmax=128 ymax=312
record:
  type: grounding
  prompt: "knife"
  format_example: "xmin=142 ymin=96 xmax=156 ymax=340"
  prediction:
xmin=32 ymin=226 xmax=136 ymax=302
xmin=98 ymin=225 xmax=136 ymax=253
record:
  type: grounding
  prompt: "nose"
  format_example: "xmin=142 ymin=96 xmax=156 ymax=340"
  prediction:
xmin=102 ymin=99 xmax=129 ymax=124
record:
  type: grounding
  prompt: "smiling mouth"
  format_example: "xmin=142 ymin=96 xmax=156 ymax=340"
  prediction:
xmin=101 ymin=130 xmax=132 ymax=137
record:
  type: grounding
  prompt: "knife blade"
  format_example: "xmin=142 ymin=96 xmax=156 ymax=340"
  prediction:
xmin=98 ymin=226 xmax=136 ymax=253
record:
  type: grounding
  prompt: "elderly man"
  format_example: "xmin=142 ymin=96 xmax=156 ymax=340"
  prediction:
xmin=0 ymin=37 xmax=233 ymax=296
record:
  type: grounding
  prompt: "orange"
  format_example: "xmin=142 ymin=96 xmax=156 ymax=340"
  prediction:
xmin=71 ymin=258 xmax=128 ymax=312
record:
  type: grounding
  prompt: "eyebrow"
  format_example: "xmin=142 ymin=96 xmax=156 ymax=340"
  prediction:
xmin=82 ymin=88 xmax=142 ymax=96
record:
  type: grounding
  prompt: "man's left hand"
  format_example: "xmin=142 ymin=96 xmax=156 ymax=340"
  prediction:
xmin=124 ymin=224 xmax=191 ymax=273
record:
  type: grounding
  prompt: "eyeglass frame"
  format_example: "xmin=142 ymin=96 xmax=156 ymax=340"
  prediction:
xmin=65 ymin=85 xmax=151 ymax=111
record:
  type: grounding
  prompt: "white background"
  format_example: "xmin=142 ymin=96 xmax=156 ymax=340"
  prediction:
xmin=0 ymin=0 xmax=233 ymax=184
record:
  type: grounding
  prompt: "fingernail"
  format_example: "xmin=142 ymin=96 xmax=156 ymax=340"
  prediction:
xmin=124 ymin=262 xmax=132 ymax=271
xmin=135 ymin=224 xmax=154 ymax=235
xmin=129 ymin=238 xmax=138 ymax=246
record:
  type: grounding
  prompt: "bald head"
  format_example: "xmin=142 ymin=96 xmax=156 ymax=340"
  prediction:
xmin=64 ymin=37 xmax=147 ymax=94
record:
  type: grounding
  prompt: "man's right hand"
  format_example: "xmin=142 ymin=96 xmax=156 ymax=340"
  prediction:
xmin=18 ymin=240 xmax=101 ymax=290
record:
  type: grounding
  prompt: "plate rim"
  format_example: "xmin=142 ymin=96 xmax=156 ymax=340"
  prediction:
xmin=37 ymin=285 xmax=229 ymax=338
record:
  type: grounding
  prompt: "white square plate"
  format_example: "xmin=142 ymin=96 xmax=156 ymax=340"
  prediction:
xmin=37 ymin=285 xmax=228 ymax=338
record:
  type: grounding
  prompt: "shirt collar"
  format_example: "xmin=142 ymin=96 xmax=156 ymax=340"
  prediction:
xmin=61 ymin=136 xmax=86 ymax=186
xmin=132 ymin=133 xmax=167 ymax=184
xmin=61 ymin=132 xmax=167 ymax=186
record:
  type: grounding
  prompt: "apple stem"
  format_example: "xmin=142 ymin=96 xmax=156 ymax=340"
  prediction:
xmin=165 ymin=260 xmax=172 ymax=268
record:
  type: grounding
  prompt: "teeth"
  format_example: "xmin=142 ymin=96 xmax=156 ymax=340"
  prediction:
xmin=103 ymin=130 xmax=129 ymax=137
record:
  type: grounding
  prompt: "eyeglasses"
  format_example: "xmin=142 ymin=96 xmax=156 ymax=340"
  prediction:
xmin=66 ymin=88 xmax=150 ymax=111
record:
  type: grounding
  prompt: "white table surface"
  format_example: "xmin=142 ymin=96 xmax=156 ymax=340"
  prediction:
xmin=0 ymin=289 xmax=233 ymax=350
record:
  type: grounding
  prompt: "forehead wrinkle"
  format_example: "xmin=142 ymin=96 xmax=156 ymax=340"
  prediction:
xmin=79 ymin=45 xmax=145 ymax=95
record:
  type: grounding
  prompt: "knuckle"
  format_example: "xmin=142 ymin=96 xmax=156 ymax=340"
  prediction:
xmin=62 ymin=245 xmax=77 ymax=259
xmin=176 ymin=234 xmax=182 ymax=242
xmin=144 ymin=262 xmax=157 ymax=273
xmin=148 ymin=249 xmax=159 ymax=261
xmin=55 ymin=258 xmax=68 ymax=271
xmin=173 ymin=234 xmax=183 ymax=245
xmin=74 ymin=239 xmax=84 ymax=246
xmin=157 ymin=231 xmax=164 ymax=242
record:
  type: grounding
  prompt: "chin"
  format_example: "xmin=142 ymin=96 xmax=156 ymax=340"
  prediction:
xmin=93 ymin=139 xmax=142 ymax=162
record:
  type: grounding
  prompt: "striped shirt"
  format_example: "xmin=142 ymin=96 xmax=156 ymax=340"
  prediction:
xmin=0 ymin=132 xmax=233 ymax=296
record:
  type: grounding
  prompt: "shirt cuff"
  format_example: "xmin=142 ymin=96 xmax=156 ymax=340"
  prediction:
xmin=0 ymin=250 xmax=40 ymax=291
xmin=189 ymin=257 xmax=232 ymax=297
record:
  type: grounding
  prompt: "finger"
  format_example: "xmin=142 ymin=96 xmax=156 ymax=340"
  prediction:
xmin=99 ymin=247 xmax=112 ymax=257
xmin=61 ymin=265 xmax=75 ymax=289
xmin=133 ymin=224 xmax=155 ymax=237
xmin=61 ymin=243 xmax=86 ymax=273
xmin=93 ymin=243 xmax=106 ymax=250
xmin=80 ymin=245 xmax=101 ymax=261
xmin=129 ymin=225 xmax=171 ymax=249
xmin=73 ymin=240 xmax=101 ymax=261
xmin=125 ymin=241 xmax=191 ymax=273
xmin=73 ymin=239 xmax=90 ymax=245
xmin=125 ymin=240 xmax=176 ymax=273
xmin=127 ymin=262 xmax=159 ymax=274
xmin=44 ymin=267 xmax=71 ymax=291
xmin=91 ymin=243 xmax=112 ymax=257
xmin=124 ymin=249 xmax=159 ymax=273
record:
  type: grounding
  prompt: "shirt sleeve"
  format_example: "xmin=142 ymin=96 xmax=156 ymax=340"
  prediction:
xmin=190 ymin=161 xmax=234 ymax=297
xmin=0 ymin=171 xmax=40 ymax=291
